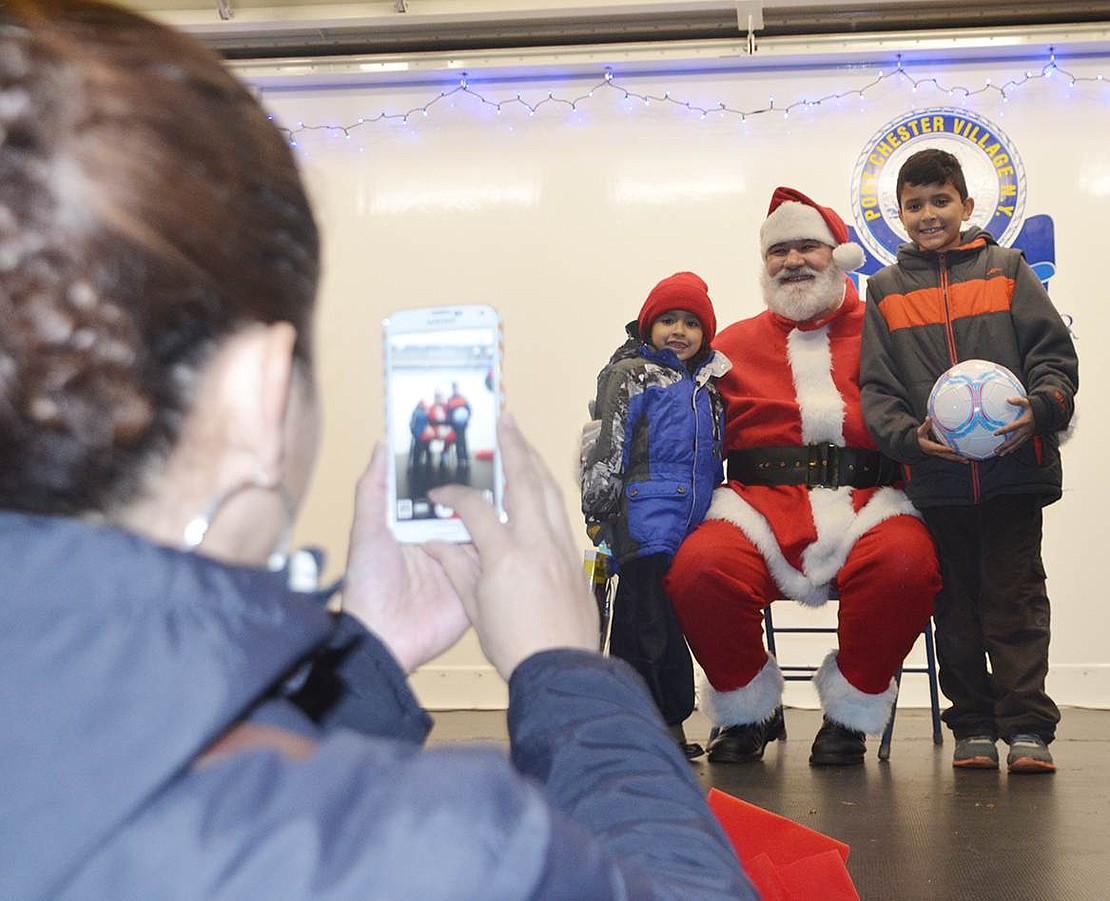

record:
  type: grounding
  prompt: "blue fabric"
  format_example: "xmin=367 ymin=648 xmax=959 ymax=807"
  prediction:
xmin=0 ymin=513 xmax=754 ymax=900
xmin=583 ymin=345 xmax=727 ymax=564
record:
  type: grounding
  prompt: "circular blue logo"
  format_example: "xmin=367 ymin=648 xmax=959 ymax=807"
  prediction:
xmin=850 ymin=108 xmax=1026 ymax=265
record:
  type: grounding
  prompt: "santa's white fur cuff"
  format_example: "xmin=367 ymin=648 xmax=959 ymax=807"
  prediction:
xmin=699 ymin=656 xmax=784 ymax=727
xmin=813 ymin=650 xmax=897 ymax=736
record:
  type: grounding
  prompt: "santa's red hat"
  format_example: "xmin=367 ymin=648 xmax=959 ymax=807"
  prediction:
xmin=759 ymin=186 xmax=866 ymax=272
xmin=638 ymin=271 xmax=717 ymax=345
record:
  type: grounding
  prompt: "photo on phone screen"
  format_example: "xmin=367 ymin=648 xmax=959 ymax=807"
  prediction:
xmin=384 ymin=305 xmax=503 ymax=543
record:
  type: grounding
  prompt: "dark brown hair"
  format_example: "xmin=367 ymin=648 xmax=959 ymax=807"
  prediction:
xmin=0 ymin=0 xmax=319 ymax=515
xmin=896 ymin=148 xmax=969 ymax=205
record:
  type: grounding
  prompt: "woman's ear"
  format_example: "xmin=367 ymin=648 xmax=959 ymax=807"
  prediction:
xmin=219 ymin=321 xmax=298 ymax=478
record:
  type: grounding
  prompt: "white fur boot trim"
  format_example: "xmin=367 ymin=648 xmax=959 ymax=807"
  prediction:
xmin=813 ymin=650 xmax=897 ymax=736
xmin=699 ymin=656 xmax=784 ymax=728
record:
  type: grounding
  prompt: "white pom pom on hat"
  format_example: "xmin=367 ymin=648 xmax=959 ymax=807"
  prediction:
xmin=759 ymin=186 xmax=866 ymax=272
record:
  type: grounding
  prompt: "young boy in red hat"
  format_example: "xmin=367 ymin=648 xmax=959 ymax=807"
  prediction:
xmin=581 ymin=272 xmax=731 ymax=758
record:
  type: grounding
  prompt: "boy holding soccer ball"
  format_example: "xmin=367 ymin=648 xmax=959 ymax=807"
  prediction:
xmin=860 ymin=148 xmax=1078 ymax=773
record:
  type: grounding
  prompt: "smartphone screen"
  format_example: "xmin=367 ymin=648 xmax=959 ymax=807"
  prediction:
xmin=384 ymin=305 xmax=503 ymax=543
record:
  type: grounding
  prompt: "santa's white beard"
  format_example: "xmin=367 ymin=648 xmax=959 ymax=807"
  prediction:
xmin=761 ymin=263 xmax=846 ymax=322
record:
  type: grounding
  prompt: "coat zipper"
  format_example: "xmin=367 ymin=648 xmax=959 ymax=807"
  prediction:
xmin=688 ymin=377 xmax=701 ymax=529
xmin=939 ymin=251 xmax=981 ymax=502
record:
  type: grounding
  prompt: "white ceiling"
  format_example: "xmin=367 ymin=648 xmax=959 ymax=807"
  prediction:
xmin=115 ymin=0 xmax=1110 ymax=87
xmin=121 ymin=1 xmax=1110 ymax=57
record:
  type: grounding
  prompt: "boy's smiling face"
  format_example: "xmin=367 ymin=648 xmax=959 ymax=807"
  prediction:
xmin=898 ymin=180 xmax=975 ymax=253
xmin=650 ymin=309 xmax=704 ymax=362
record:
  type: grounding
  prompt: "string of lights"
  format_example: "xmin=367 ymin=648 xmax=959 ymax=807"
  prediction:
xmin=269 ymin=48 xmax=1109 ymax=145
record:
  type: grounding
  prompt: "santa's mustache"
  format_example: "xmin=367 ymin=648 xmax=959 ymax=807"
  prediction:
xmin=775 ymin=266 xmax=820 ymax=285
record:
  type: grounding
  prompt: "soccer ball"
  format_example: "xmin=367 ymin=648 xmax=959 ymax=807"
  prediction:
xmin=927 ymin=360 xmax=1026 ymax=460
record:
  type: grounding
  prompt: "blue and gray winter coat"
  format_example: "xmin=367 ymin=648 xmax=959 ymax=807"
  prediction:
xmin=582 ymin=341 xmax=730 ymax=565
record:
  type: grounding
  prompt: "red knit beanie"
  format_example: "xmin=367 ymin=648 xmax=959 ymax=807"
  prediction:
xmin=637 ymin=271 xmax=717 ymax=346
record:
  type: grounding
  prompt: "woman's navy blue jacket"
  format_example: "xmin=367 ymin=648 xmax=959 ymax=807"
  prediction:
xmin=0 ymin=513 xmax=754 ymax=901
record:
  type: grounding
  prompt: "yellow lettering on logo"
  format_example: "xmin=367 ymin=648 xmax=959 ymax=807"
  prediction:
xmin=877 ymin=140 xmax=893 ymax=158
xmin=984 ymin=142 xmax=1000 ymax=158
xmin=898 ymin=125 xmax=912 ymax=143
xmin=865 ymin=210 xmax=881 ymax=220
xmin=993 ymin=154 xmax=1010 ymax=169
xmin=997 ymin=206 xmax=1014 ymax=217
xmin=861 ymin=196 xmax=878 ymax=209
xmin=934 ymin=116 xmax=945 ymax=133
xmin=1000 ymin=184 xmax=1017 ymax=198
xmin=996 ymin=166 xmax=1015 ymax=178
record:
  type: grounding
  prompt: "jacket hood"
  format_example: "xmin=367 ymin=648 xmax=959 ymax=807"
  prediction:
xmin=0 ymin=513 xmax=334 ymax=900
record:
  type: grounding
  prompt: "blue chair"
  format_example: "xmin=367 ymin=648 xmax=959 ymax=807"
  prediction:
xmin=763 ymin=602 xmax=942 ymax=760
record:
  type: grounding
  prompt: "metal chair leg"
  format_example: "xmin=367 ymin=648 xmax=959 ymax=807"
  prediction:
xmin=763 ymin=605 xmax=779 ymax=658
xmin=924 ymin=618 xmax=944 ymax=745
xmin=598 ymin=574 xmax=616 ymax=654
xmin=878 ymin=669 xmax=903 ymax=761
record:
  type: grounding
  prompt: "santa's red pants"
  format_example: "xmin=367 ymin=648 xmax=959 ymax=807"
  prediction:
xmin=665 ymin=515 xmax=940 ymax=696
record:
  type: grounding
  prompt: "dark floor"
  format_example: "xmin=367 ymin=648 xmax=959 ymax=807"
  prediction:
xmin=429 ymin=707 xmax=1110 ymax=901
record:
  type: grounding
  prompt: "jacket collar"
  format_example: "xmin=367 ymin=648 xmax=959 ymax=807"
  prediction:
xmin=698 ymin=349 xmax=733 ymax=385
xmin=639 ymin=343 xmax=732 ymax=383
xmin=896 ymin=225 xmax=996 ymax=268
xmin=0 ymin=512 xmax=334 ymax=898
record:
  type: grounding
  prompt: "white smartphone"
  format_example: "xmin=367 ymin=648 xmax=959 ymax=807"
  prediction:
xmin=383 ymin=305 xmax=504 ymax=543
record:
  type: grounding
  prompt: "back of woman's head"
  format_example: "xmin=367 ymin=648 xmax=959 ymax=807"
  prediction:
xmin=0 ymin=0 xmax=319 ymax=516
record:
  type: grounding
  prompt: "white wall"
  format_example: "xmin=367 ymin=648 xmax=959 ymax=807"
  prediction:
xmin=261 ymin=51 xmax=1110 ymax=710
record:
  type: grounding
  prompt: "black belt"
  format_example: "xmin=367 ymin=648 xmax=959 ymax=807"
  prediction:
xmin=727 ymin=444 xmax=901 ymax=490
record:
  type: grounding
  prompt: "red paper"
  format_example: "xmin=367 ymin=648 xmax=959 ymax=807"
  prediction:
xmin=707 ymin=788 xmax=859 ymax=901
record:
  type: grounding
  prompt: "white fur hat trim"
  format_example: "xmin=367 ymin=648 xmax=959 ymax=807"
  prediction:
xmin=760 ymin=200 xmax=866 ymax=272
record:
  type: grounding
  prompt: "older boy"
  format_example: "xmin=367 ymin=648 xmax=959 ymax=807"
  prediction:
xmin=860 ymin=148 xmax=1078 ymax=773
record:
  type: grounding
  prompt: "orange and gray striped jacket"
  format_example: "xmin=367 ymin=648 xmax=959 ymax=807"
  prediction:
xmin=859 ymin=226 xmax=1077 ymax=508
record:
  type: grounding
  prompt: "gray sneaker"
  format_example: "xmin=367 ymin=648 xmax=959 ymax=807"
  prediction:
xmin=953 ymin=735 xmax=999 ymax=770
xmin=1006 ymin=734 xmax=1056 ymax=774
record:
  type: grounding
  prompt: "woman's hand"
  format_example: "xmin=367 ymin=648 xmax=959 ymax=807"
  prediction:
xmin=342 ymin=444 xmax=470 ymax=674
xmin=426 ymin=412 xmax=599 ymax=680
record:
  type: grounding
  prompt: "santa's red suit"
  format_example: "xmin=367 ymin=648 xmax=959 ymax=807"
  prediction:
xmin=664 ymin=281 xmax=940 ymax=735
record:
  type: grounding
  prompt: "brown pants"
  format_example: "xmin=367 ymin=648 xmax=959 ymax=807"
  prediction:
xmin=922 ymin=494 xmax=1060 ymax=743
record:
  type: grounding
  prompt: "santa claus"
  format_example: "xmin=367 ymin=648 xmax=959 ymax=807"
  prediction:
xmin=664 ymin=186 xmax=941 ymax=765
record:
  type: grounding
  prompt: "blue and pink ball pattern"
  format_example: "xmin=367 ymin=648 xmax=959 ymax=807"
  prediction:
xmin=927 ymin=359 xmax=1027 ymax=461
